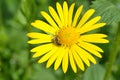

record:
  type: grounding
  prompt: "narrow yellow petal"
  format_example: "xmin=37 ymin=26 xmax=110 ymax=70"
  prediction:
xmin=27 ymin=33 xmax=52 ymax=44
xmin=68 ymin=3 xmax=75 ymax=26
xmin=38 ymin=46 xmax=58 ymax=63
xmin=33 ymin=50 xmax=48 ymax=58
xmin=28 ymin=38 xmax=51 ymax=44
xmin=46 ymin=47 xmax=63 ymax=68
xmin=31 ymin=43 xmax=52 ymax=52
xmin=82 ymin=38 xmax=109 ymax=43
xmin=77 ymin=9 xmax=95 ymax=28
xmin=41 ymin=11 xmax=59 ymax=30
xmin=80 ymin=34 xmax=109 ymax=43
xmin=69 ymin=50 xmax=77 ymax=73
xmin=81 ymin=34 xmax=108 ymax=38
xmin=63 ymin=1 xmax=68 ymax=26
xmin=31 ymin=20 xmax=56 ymax=34
xmin=56 ymin=2 xmax=64 ymax=25
xmin=86 ymin=54 xmax=96 ymax=64
xmin=72 ymin=5 xmax=83 ymax=27
xmin=71 ymin=48 xmax=84 ymax=71
xmin=77 ymin=16 xmax=101 ymax=29
xmin=79 ymin=41 xmax=104 ymax=52
xmin=49 ymin=6 xmax=63 ymax=28
xmin=83 ymin=46 xmax=102 ymax=58
xmin=62 ymin=48 xmax=69 ymax=73
xmin=78 ymin=42 xmax=102 ymax=58
xmin=85 ymin=54 xmax=96 ymax=64
xmin=74 ymin=44 xmax=96 ymax=64
xmin=54 ymin=48 xmax=65 ymax=70
xmin=79 ymin=23 xmax=106 ymax=34
xmin=27 ymin=32 xmax=51 ymax=39
xmin=72 ymin=45 xmax=90 ymax=67
xmin=32 ymin=44 xmax=53 ymax=58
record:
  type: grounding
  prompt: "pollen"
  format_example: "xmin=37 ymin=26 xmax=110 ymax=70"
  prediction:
xmin=55 ymin=27 xmax=80 ymax=46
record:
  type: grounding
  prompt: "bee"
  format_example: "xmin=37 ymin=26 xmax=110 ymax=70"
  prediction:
xmin=52 ymin=36 xmax=61 ymax=46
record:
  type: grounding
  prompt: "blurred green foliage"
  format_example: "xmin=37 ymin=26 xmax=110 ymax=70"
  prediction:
xmin=0 ymin=0 xmax=120 ymax=80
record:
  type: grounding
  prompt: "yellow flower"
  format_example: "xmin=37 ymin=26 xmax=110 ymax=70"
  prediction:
xmin=27 ymin=1 xmax=109 ymax=73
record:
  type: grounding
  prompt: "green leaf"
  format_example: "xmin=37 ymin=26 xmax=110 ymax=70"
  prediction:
xmin=20 ymin=0 xmax=36 ymax=20
xmin=91 ymin=0 xmax=120 ymax=24
xmin=66 ymin=0 xmax=90 ymax=11
xmin=15 ymin=10 xmax=27 ymax=25
xmin=82 ymin=64 xmax=106 ymax=80
xmin=30 ymin=64 xmax=57 ymax=80
xmin=83 ymin=64 xmax=115 ymax=80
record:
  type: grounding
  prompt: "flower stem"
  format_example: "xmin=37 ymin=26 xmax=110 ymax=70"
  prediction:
xmin=0 ymin=0 xmax=3 ymax=27
xmin=104 ymin=22 xmax=120 ymax=80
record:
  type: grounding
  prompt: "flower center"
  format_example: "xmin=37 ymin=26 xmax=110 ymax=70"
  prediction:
xmin=54 ymin=27 xmax=80 ymax=46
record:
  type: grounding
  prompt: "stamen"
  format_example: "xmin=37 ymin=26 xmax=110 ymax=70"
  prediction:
xmin=53 ymin=27 xmax=80 ymax=46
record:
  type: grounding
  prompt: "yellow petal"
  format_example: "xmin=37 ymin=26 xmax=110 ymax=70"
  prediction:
xmin=54 ymin=47 xmax=65 ymax=70
xmin=78 ymin=41 xmax=104 ymax=52
xmin=72 ymin=44 xmax=90 ymax=67
xmin=62 ymin=48 xmax=69 ymax=73
xmin=80 ymin=34 xmax=109 ymax=43
xmin=31 ymin=43 xmax=52 ymax=52
xmin=49 ymin=6 xmax=63 ymax=28
xmin=77 ymin=9 xmax=95 ymax=28
xmin=56 ymin=2 xmax=64 ymax=26
xmin=77 ymin=16 xmax=101 ymax=29
xmin=31 ymin=20 xmax=56 ymax=34
xmin=79 ymin=23 xmax=106 ymax=34
xmin=68 ymin=3 xmax=75 ymax=26
xmin=83 ymin=38 xmax=109 ymax=43
xmin=78 ymin=43 xmax=102 ymax=58
xmin=27 ymin=33 xmax=52 ymax=44
xmin=69 ymin=50 xmax=77 ymax=73
xmin=41 ymin=11 xmax=59 ymax=30
xmin=63 ymin=1 xmax=68 ymax=26
xmin=74 ymin=44 xmax=96 ymax=64
xmin=38 ymin=46 xmax=58 ymax=63
xmin=46 ymin=47 xmax=63 ymax=68
xmin=71 ymin=47 xmax=84 ymax=71
xmin=27 ymin=32 xmax=51 ymax=39
xmin=86 ymin=54 xmax=96 ymax=64
xmin=32 ymin=44 xmax=53 ymax=58
xmin=81 ymin=34 xmax=108 ymax=38
xmin=28 ymin=38 xmax=51 ymax=44
xmin=72 ymin=5 xmax=83 ymax=27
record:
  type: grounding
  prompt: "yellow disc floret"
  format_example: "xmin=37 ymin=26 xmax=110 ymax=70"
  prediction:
xmin=55 ymin=27 xmax=79 ymax=46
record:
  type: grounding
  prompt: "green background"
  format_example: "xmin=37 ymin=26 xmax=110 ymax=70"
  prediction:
xmin=0 ymin=0 xmax=120 ymax=80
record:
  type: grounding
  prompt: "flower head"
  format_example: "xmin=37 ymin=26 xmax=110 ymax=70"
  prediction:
xmin=27 ymin=1 xmax=109 ymax=73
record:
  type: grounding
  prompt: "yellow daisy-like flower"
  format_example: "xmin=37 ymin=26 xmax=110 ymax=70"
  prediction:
xmin=27 ymin=1 xmax=109 ymax=73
